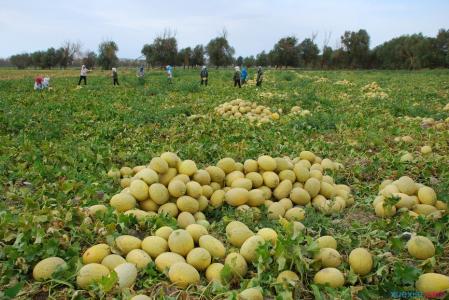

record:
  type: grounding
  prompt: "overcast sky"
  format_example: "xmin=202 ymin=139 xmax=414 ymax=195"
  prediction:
xmin=0 ymin=0 xmax=448 ymax=58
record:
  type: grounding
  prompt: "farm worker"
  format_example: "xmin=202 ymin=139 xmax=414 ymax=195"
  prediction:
xmin=112 ymin=68 xmax=119 ymax=85
xmin=256 ymin=66 xmax=264 ymax=87
xmin=42 ymin=77 xmax=50 ymax=89
xmin=233 ymin=66 xmax=241 ymax=88
xmin=200 ymin=66 xmax=208 ymax=86
xmin=166 ymin=65 xmax=173 ymax=83
xmin=137 ymin=65 xmax=144 ymax=78
xmin=241 ymin=67 xmax=248 ymax=84
xmin=78 ymin=65 xmax=89 ymax=85
xmin=34 ymin=76 xmax=43 ymax=90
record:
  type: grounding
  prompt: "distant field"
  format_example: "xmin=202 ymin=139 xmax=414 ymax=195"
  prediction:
xmin=0 ymin=68 xmax=448 ymax=299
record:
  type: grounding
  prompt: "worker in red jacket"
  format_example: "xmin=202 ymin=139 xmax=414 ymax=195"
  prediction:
xmin=34 ymin=76 xmax=43 ymax=90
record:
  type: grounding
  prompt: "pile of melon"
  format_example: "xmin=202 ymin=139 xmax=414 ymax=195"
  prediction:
xmin=334 ymin=79 xmax=354 ymax=86
xmin=30 ymin=152 xmax=449 ymax=297
xmin=214 ymin=99 xmax=280 ymax=123
xmin=420 ymin=117 xmax=449 ymax=130
xmin=32 ymin=224 xmax=449 ymax=297
xmin=31 ymin=226 xmax=376 ymax=297
xmin=398 ymin=116 xmax=449 ymax=130
xmin=289 ymin=106 xmax=312 ymax=117
xmin=361 ymin=82 xmax=388 ymax=99
xmin=102 ymin=151 xmax=354 ymax=227
xmin=373 ymin=176 xmax=447 ymax=218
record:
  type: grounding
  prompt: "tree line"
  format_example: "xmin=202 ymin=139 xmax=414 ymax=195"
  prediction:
xmin=7 ymin=29 xmax=449 ymax=70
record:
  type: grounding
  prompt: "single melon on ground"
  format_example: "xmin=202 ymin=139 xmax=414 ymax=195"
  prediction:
xmin=348 ymin=248 xmax=373 ymax=275
xmin=168 ymin=262 xmax=200 ymax=288
xmin=33 ymin=257 xmax=67 ymax=281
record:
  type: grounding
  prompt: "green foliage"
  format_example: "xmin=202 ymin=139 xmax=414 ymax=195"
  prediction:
xmin=0 ymin=68 xmax=448 ymax=299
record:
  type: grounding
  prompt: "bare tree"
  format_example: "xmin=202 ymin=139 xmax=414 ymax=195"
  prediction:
xmin=311 ymin=31 xmax=318 ymax=42
xmin=323 ymin=31 xmax=332 ymax=49
xmin=59 ymin=41 xmax=82 ymax=68
xmin=321 ymin=31 xmax=333 ymax=69
xmin=162 ymin=28 xmax=177 ymax=40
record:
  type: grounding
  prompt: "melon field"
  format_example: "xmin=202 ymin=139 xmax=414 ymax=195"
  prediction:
xmin=0 ymin=68 xmax=449 ymax=299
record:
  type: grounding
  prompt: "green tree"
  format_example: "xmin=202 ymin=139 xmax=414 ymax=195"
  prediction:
xmin=321 ymin=46 xmax=333 ymax=68
xmin=373 ymin=34 xmax=434 ymax=69
xmin=97 ymin=40 xmax=119 ymax=70
xmin=10 ymin=53 xmax=31 ymax=69
xmin=255 ymin=51 xmax=269 ymax=66
xmin=42 ymin=48 xmax=58 ymax=69
xmin=330 ymin=48 xmax=349 ymax=68
xmin=30 ymin=51 xmax=45 ymax=68
xmin=191 ymin=45 xmax=205 ymax=66
xmin=341 ymin=29 xmax=370 ymax=68
xmin=206 ymin=33 xmax=235 ymax=68
xmin=270 ymin=36 xmax=300 ymax=68
xmin=243 ymin=56 xmax=256 ymax=67
xmin=236 ymin=56 xmax=243 ymax=66
xmin=298 ymin=38 xmax=319 ymax=67
xmin=435 ymin=29 xmax=449 ymax=67
xmin=178 ymin=47 xmax=192 ymax=68
xmin=141 ymin=31 xmax=178 ymax=67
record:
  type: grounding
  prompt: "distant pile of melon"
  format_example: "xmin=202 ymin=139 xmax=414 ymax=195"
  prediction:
xmin=373 ymin=176 xmax=447 ymax=218
xmin=334 ymin=79 xmax=354 ymax=86
xmin=245 ymin=76 xmax=256 ymax=86
xmin=420 ymin=117 xmax=449 ymax=130
xmin=361 ymin=82 xmax=388 ymax=99
xmin=214 ymin=99 xmax=280 ymax=123
xmin=289 ymin=106 xmax=312 ymax=117
xmin=314 ymin=77 xmax=330 ymax=83
xmin=398 ymin=116 xmax=449 ymax=130
xmin=259 ymin=91 xmax=288 ymax=99
xmin=101 ymin=151 xmax=353 ymax=227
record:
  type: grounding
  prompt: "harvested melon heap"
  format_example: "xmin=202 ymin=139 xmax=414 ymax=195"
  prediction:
xmin=373 ymin=176 xmax=447 ymax=218
xmin=106 ymin=151 xmax=352 ymax=221
xmin=399 ymin=116 xmax=449 ymax=130
xmin=361 ymin=82 xmax=388 ymax=99
xmin=214 ymin=99 xmax=280 ymax=123
xmin=259 ymin=91 xmax=288 ymax=99
xmin=314 ymin=77 xmax=330 ymax=83
xmin=245 ymin=78 xmax=256 ymax=86
xmin=30 ymin=153 xmax=449 ymax=298
xmin=289 ymin=106 xmax=311 ymax=117
xmin=34 ymin=224 xmax=390 ymax=298
xmin=337 ymin=92 xmax=350 ymax=100
xmin=334 ymin=79 xmax=354 ymax=86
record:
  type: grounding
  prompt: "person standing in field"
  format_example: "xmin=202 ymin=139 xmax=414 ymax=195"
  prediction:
xmin=233 ymin=66 xmax=241 ymax=88
xmin=166 ymin=65 xmax=173 ymax=83
xmin=112 ymin=68 xmax=119 ymax=85
xmin=241 ymin=67 xmax=248 ymax=84
xmin=256 ymin=66 xmax=264 ymax=87
xmin=137 ymin=65 xmax=145 ymax=84
xmin=137 ymin=65 xmax=145 ymax=78
xmin=200 ymin=66 xmax=208 ymax=86
xmin=78 ymin=65 xmax=89 ymax=85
